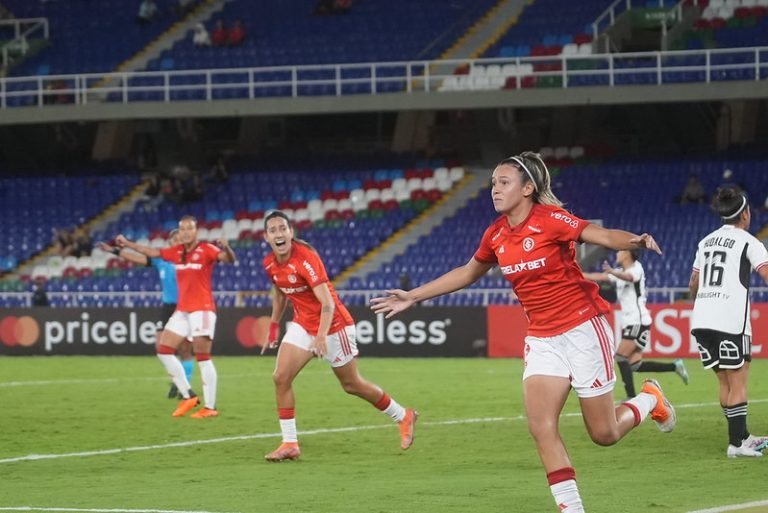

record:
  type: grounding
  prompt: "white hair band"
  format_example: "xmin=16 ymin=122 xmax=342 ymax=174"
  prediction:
xmin=722 ymin=195 xmax=747 ymax=219
xmin=508 ymin=156 xmax=538 ymax=192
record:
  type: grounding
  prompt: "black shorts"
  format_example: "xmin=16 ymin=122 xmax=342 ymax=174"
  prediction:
xmin=161 ymin=303 xmax=177 ymax=327
xmin=621 ymin=324 xmax=650 ymax=350
xmin=692 ymin=328 xmax=752 ymax=370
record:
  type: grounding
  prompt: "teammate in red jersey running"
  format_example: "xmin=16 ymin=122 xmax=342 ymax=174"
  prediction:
xmin=116 ymin=215 xmax=236 ymax=418
xmin=371 ymin=152 xmax=675 ymax=513
xmin=260 ymin=210 xmax=417 ymax=462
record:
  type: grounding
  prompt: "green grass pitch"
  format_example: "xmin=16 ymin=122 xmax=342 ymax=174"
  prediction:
xmin=0 ymin=356 xmax=766 ymax=513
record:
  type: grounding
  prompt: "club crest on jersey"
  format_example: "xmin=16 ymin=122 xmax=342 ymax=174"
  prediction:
xmin=523 ymin=237 xmax=535 ymax=252
xmin=192 ymin=253 xmax=200 ymax=261
xmin=288 ymin=274 xmax=297 ymax=283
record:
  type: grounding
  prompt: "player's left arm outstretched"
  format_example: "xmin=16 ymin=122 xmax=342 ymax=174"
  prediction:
xmin=115 ymin=234 xmax=161 ymax=258
xmin=580 ymin=225 xmax=662 ymax=255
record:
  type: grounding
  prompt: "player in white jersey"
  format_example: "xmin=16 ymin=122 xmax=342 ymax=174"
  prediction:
xmin=585 ymin=250 xmax=688 ymax=399
xmin=689 ymin=187 xmax=768 ymax=458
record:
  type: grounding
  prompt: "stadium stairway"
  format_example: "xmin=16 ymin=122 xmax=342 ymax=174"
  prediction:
xmin=93 ymin=0 xmax=233 ymax=91
xmin=14 ymin=179 xmax=150 ymax=279
xmin=336 ymin=168 xmax=489 ymax=287
xmin=429 ymin=0 xmax=527 ymax=82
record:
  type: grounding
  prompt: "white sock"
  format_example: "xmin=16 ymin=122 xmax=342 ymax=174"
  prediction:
xmin=384 ymin=398 xmax=406 ymax=423
xmin=280 ymin=418 xmax=298 ymax=443
xmin=157 ymin=354 xmax=192 ymax=398
xmin=198 ymin=359 xmax=218 ymax=409
xmin=626 ymin=392 xmax=657 ymax=424
xmin=550 ymin=480 xmax=585 ymax=513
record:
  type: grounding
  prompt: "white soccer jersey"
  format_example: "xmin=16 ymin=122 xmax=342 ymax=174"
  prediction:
xmin=691 ymin=224 xmax=768 ymax=336
xmin=608 ymin=261 xmax=652 ymax=327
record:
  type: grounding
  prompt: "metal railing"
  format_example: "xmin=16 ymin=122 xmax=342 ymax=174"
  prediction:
xmin=0 ymin=45 xmax=766 ymax=108
xmin=0 ymin=17 xmax=49 ymax=69
xmin=3 ymin=287 xmax=768 ymax=308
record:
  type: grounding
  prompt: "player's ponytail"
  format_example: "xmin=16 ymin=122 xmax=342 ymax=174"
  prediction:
xmin=712 ymin=186 xmax=748 ymax=224
xmin=498 ymin=152 xmax=563 ymax=207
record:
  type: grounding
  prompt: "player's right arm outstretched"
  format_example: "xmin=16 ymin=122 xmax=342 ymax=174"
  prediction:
xmin=261 ymin=287 xmax=288 ymax=354
xmin=115 ymin=234 xmax=162 ymax=258
xmin=371 ymin=258 xmax=493 ymax=318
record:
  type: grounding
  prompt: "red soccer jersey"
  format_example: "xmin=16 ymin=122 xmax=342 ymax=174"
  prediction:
xmin=160 ymin=242 xmax=221 ymax=312
xmin=263 ymin=242 xmax=354 ymax=336
xmin=474 ymin=203 xmax=610 ymax=337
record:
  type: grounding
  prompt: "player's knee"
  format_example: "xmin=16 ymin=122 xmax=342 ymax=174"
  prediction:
xmin=527 ymin=417 xmax=558 ymax=441
xmin=588 ymin=427 xmax=621 ymax=446
xmin=339 ymin=377 xmax=362 ymax=396
xmin=272 ymin=369 xmax=292 ymax=389
xmin=615 ymin=354 xmax=629 ymax=364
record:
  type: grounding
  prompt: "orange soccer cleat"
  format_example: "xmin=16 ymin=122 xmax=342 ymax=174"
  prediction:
xmin=641 ymin=379 xmax=676 ymax=433
xmin=399 ymin=408 xmax=419 ymax=450
xmin=265 ymin=442 xmax=301 ymax=462
xmin=190 ymin=407 xmax=219 ymax=419
xmin=172 ymin=396 xmax=200 ymax=417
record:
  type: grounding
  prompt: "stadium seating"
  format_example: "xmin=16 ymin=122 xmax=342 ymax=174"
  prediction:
xmin=2 ymin=0 xmax=183 ymax=76
xmin=142 ymin=0 xmax=499 ymax=100
xmin=0 ymin=173 xmax=140 ymax=268
xmin=8 ymin=160 xmax=465 ymax=308
xmin=359 ymin=158 xmax=768 ymax=304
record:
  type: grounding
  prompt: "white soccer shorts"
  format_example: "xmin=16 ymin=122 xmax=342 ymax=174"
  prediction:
xmin=165 ymin=310 xmax=217 ymax=340
xmin=282 ymin=321 xmax=358 ymax=368
xmin=523 ymin=316 xmax=616 ymax=398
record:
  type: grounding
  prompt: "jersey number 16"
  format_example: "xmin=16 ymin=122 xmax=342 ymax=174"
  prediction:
xmin=702 ymin=250 xmax=726 ymax=288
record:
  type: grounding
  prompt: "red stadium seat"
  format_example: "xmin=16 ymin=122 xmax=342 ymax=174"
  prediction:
xmin=504 ymin=76 xmax=518 ymax=89
xmin=573 ymin=33 xmax=593 ymax=45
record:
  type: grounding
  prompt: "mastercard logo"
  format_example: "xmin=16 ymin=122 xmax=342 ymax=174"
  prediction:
xmin=235 ymin=315 xmax=271 ymax=349
xmin=0 ymin=316 xmax=40 ymax=347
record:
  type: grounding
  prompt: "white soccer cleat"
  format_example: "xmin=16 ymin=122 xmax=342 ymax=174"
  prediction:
xmin=742 ymin=434 xmax=768 ymax=452
xmin=673 ymin=358 xmax=689 ymax=385
xmin=727 ymin=442 xmax=764 ymax=458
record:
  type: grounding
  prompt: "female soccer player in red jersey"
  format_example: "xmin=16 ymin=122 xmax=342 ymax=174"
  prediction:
xmin=260 ymin=210 xmax=417 ymax=462
xmin=371 ymin=152 xmax=675 ymax=513
xmin=116 ymin=215 xmax=236 ymax=418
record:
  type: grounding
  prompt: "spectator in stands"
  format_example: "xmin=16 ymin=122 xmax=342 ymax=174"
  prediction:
xmin=372 ymin=151 xmax=674 ymax=513
xmin=399 ymin=271 xmax=411 ymax=291
xmin=228 ymin=20 xmax=246 ymax=46
xmin=192 ymin=23 xmax=211 ymax=47
xmin=98 ymin=230 xmax=195 ymax=399
xmin=72 ymin=228 xmax=93 ymax=258
xmin=678 ymin=174 xmax=707 ymax=204
xmin=52 ymin=227 xmax=75 ymax=256
xmin=32 ymin=279 xmax=49 ymax=307
xmin=259 ymin=210 xmax=417 ymax=462
xmin=210 ymin=20 xmax=228 ymax=46
xmin=137 ymin=0 xmax=158 ymax=25
xmin=207 ymin=154 xmax=228 ymax=183
xmin=176 ymin=0 xmax=195 ymax=17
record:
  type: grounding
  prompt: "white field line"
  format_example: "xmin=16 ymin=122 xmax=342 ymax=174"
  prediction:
xmin=1 ymin=398 xmax=766 ymax=465
xmin=0 ymin=509 xmax=238 ymax=513
xmin=685 ymin=500 xmax=768 ymax=513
